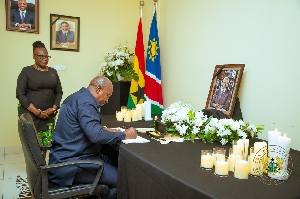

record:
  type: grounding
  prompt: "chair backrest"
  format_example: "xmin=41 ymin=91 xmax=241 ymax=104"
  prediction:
xmin=18 ymin=113 xmax=46 ymax=199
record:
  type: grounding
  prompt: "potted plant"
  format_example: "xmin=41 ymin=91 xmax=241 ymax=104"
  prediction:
xmin=99 ymin=43 xmax=139 ymax=114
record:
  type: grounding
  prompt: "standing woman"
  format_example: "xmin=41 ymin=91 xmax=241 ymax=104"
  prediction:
xmin=16 ymin=41 xmax=63 ymax=147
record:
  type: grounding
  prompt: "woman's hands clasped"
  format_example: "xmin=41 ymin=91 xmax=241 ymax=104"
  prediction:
xmin=38 ymin=108 xmax=56 ymax=119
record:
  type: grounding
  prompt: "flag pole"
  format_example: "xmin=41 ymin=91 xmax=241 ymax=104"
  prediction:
xmin=153 ymin=0 xmax=158 ymax=12
xmin=140 ymin=1 xmax=144 ymax=17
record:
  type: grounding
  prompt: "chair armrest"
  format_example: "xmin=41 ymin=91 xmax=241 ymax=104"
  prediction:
xmin=40 ymin=159 xmax=104 ymax=196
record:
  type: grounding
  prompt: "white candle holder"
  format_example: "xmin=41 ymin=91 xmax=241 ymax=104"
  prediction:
xmin=116 ymin=111 xmax=123 ymax=121
xmin=234 ymin=155 xmax=249 ymax=179
xmin=200 ymin=150 xmax=214 ymax=170
xmin=212 ymin=147 xmax=225 ymax=166
xmin=214 ymin=156 xmax=229 ymax=177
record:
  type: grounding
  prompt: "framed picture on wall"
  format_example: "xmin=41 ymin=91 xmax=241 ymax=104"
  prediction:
xmin=205 ymin=64 xmax=245 ymax=118
xmin=50 ymin=14 xmax=80 ymax=52
xmin=5 ymin=0 xmax=39 ymax=34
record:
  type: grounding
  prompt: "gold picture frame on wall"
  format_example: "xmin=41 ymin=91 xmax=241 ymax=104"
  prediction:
xmin=50 ymin=14 xmax=80 ymax=52
xmin=5 ymin=0 xmax=39 ymax=34
xmin=205 ymin=64 xmax=245 ymax=118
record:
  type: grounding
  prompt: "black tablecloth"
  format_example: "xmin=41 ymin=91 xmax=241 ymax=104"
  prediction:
xmin=99 ymin=115 xmax=300 ymax=199
xmin=117 ymin=137 xmax=300 ymax=199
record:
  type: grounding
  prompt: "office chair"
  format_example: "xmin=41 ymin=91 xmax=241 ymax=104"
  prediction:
xmin=18 ymin=113 xmax=109 ymax=199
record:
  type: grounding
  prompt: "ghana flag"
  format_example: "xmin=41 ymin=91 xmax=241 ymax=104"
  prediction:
xmin=127 ymin=17 xmax=145 ymax=109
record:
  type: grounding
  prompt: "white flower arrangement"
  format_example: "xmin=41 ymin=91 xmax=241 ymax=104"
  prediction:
xmin=99 ymin=43 xmax=138 ymax=82
xmin=159 ymin=101 xmax=264 ymax=145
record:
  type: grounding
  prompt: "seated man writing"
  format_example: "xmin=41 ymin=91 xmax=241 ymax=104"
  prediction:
xmin=49 ymin=76 xmax=137 ymax=199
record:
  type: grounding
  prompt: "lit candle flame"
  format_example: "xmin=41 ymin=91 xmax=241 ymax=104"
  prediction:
xmin=275 ymin=128 xmax=278 ymax=132
xmin=284 ymin=133 xmax=287 ymax=137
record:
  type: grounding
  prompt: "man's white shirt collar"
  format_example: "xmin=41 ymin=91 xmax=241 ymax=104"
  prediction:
xmin=19 ymin=9 xmax=26 ymax=14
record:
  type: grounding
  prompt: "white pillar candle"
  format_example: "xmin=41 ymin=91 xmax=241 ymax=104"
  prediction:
xmin=200 ymin=154 xmax=214 ymax=169
xmin=232 ymin=145 xmax=244 ymax=156
xmin=270 ymin=134 xmax=292 ymax=180
xmin=215 ymin=160 xmax=229 ymax=176
xmin=241 ymin=139 xmax=249 ymax=159
xmin=228 ymin=154 xmax=236 ymax=172
xmin=249 ymin=153 xmax=263 ymax=176
xmin=142 ymin=102 xmax=145 ymax=118
xmin=276 ymin=134 xmax=291 ymax=154
xmin=144 ymin=101 xmax=152 ymax=121
xmin=268 ymin=128 xmax=281 ymax=158
xmin=116 ymin=111 xmax=123 ymax=121
xmin=254 ymin=141 xmax=267 ymax=156
xmin=131 ymin=110 xmax=138 ymax=122
xmin=234 ymin=160 xmax=249 ymax=179
xmin=236 ymin=139 xmax=244 ymax=147
xmin=136 ymin=104 xmax=143 ymax=120
xmin=121 ymin=106 xmax=127 ymax=115
xmin=124 ymin=111 xmax=131 ymax=122
xmin=235 ymin=154 xmax=243 ymax=162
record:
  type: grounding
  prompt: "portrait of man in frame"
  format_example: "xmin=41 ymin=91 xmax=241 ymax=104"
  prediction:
xmin=205 ymin=64 xmax=245 ymax=118
xmin=6 ymin=0 xmax=39 ymax=34
xmin=50 ymin=14 xmax=80 ymax=52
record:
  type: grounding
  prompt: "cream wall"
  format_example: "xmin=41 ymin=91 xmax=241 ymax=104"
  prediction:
xmin=159 ymin=0 xmax=300 ymax=150
xmin=1 ymin=0 xmax=299 ymax=151
xmin=0 ymin=0 xmax=153 ymax=146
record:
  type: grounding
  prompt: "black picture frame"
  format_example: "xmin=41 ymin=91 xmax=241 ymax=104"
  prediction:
xmin=5 ymin=0 xmax=39 ymax=34
xmin=205 ymin=64 xmax=245 ymax=118
xmin=50 ymin=14 xmax=80 ymax=52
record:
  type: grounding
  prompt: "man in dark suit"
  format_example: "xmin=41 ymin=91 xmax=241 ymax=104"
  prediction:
xmin=49 ymin=76 xmax=138 ymax=199
xmin=56 ymin=21 xmax=75 ymax=46
xmin=10 ymin=0 xmax=35 ymax=29
xmin=210 ymin=77 xmax=232 ymax=111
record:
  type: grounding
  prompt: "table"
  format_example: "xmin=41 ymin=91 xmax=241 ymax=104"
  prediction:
xmin=100 ymin=115 xmax=300 ymax=199
xmin=117 ymin=137 xmax=300 ymax=199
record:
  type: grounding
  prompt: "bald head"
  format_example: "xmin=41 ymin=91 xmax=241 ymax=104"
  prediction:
xmin=87 ymin=76 xmax=113 ymax=106
xmin=89 ymin=76 xmax=112 ymax=88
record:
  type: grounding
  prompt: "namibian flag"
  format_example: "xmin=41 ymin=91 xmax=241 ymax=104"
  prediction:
xmin=144 ymin=9 xmax=164 ymax=114
xmin=127 ymin=17 xmax=145 ymax=109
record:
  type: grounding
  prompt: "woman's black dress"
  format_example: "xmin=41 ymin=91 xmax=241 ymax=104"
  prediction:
xmin=16 ymin=66 xmax=63 ymax=132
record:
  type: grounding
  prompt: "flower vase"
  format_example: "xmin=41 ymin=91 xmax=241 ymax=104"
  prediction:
xmin=117 ymin=73 xmax=124 ymax=81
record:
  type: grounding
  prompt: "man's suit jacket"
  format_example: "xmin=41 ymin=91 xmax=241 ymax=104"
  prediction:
xmin=56 ymin=30 xmax=75 ymax=44
xmin=210 ymin=88 xmax=232 ymax=110
xmin=48 ymin=88 xmax=125 ymax=186
xmin=10 ymin=9 xmax=35 ymax=28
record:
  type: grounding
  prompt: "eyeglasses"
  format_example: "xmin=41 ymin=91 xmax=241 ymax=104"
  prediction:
xmin=34 ymin=54 xmax=51 ymax=60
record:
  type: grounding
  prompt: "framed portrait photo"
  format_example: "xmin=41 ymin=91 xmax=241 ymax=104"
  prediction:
xmin=205 ymin=64 xmax=245 ymax=118
xmin=5 ymin=0 xmax=39 ymax=34
xmin=50 ymin=14 xmax=80 ymax=52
